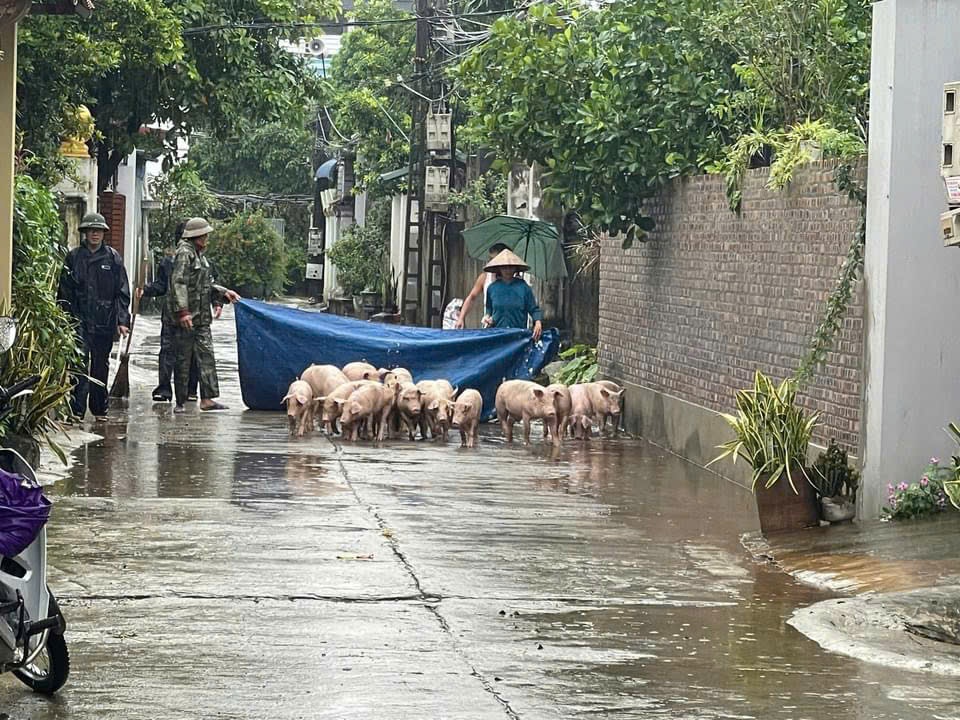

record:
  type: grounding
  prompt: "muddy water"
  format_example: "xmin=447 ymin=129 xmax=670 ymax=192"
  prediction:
xmin=2 ymin=310 xmax=959 ymax=718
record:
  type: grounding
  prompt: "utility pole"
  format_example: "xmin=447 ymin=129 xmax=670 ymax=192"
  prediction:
xmin=399 ymin=0 xmax=429 ymax=324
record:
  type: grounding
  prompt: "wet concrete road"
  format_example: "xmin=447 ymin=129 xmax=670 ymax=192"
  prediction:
xmin=3 ymin=308 xmax=960 ymax=718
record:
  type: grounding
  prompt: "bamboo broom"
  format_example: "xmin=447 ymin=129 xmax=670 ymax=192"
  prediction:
xmin=109 ymin=261 xmax=146 ymax=400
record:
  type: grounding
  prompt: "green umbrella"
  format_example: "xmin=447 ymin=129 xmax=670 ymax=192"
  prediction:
xmin=463 ymin=215 xmax=568 ymax=280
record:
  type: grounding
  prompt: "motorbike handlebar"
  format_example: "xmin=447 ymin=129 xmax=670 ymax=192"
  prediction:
xmin=0 ymin=375 xmax=41 ymax=404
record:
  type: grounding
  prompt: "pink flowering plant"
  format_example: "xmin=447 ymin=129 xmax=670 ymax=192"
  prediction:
xmin=883 ymin=458 xmax=951 ymax=520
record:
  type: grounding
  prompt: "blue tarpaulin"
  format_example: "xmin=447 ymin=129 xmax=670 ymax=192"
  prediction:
xmin=235 ymin=300 xmax=559 ymax=418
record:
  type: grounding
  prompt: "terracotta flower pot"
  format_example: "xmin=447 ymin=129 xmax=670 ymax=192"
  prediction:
xmin=754 ymin=466 xmax=820 ymax=535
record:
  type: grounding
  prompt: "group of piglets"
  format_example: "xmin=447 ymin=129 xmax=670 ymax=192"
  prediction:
xmin=283 ymin=362 xmax=484 ymax=447
xmin=495 ymin=379 xmax=624 ymax=445
xmin=285 ymin=361 xmax=625 ymax=448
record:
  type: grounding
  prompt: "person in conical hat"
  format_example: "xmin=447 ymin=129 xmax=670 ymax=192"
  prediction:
xmin=453 ymin=242 xmax=510 ymax=330
xmin=482 ymin=248 xmax=543 ymax=341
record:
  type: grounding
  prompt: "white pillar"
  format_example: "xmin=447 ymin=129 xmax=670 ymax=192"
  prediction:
xmin=863 ymin=0 xmax=960 ymax=517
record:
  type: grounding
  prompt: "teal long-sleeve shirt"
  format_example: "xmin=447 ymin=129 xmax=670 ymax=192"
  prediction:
xmin=485 ymin=278 xmax=542 ymax=330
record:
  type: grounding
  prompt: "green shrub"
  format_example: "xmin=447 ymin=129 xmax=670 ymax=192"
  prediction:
xmin=551 ymin=345 xmax=599 ymax=385
xmin=207 ymin=211 xmax=286 ymax=298
xmin=0 ymin=175 xmax=82 ymax=460
xmin=327 ymin=199 xmax=390 ymax=298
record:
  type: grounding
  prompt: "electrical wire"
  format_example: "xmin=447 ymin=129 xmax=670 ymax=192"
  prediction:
xmin=182 ymin=8 xmax=533 ymax=37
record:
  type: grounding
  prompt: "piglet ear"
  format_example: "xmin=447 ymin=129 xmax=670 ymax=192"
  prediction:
xmin=532 ymin=388 xmax=545 ymax=399
xmin=296 ymin=394 xmax=309 ymax=406
xmin=281 ymin=393 xmax=293 ymax=405
xmin=600 ymin=388 xmax=611 ymax=398
xmin=428 ymin=399 xmax=440 ymax=410
xmin=334 ymin=398 xmax=346 ymax=408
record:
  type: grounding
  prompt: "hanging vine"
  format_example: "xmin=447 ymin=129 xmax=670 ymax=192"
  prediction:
xmin=793 ymin=162 xmax=866 ymax=387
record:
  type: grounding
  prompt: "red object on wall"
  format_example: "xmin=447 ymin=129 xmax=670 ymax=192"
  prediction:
xmin=98 ymin=191 xmax=126 ymax=258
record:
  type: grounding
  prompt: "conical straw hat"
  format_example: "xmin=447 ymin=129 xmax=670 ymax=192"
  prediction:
xmin=483 ymin=248 xmax=529 ymax=273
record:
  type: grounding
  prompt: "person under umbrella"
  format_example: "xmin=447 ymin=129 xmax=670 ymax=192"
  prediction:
xmin=454 ymin=242 xmax=510 ymax=329
xmin=483 ymin=249 xmax=543 ymax=342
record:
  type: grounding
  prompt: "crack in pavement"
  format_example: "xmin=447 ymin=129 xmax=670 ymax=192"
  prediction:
xmin=328 ymin=437 xmax=522 ymax=720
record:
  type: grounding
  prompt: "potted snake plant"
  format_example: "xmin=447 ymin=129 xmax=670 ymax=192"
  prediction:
xmin=711 ymin=371 xmax=820 ymax=535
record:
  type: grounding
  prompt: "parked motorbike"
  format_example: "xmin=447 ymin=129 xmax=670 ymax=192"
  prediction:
xmin=0 ymin=316 xmax=69 ymax=694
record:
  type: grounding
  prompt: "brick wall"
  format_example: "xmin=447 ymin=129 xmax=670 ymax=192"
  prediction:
xmin=99 ymin=191 xmax=126 ymax=257
xmin=599 ymin=161 xmax=864 ymax=451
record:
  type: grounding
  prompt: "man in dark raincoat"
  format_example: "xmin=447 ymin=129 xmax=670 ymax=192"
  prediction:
xmin=170 ymin=217 xmax=240 ymax=413
xmin=57 ymin=212 xmax=131 ymax=420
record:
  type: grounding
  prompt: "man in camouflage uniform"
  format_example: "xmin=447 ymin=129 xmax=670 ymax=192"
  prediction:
xmin=170 ymin=217 xmax=240 ymax=413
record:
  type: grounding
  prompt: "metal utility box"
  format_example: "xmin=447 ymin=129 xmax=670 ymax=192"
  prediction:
xmin=305 ymin=262 xmax=324 ymax=280
xmin=942 ymin=209 xmax=960 ymax=247
xmin=426 ymin=112 xmax=452 ymax=153
xmin=424 ymin=166 xmax=450 ymax=211
xmin=943 ymin=82 xmax=960 ymax=183
xmin=307 ymin=228 xmax=323 ymax=255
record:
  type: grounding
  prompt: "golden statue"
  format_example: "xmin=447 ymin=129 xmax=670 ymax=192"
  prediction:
xmin=59 ymin=105 xmax=95 ymax=158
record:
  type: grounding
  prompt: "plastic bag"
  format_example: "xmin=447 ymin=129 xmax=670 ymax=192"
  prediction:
xmin=0 ymin=468 xmax=51 ymax=558
xmin=442 ymin=298 xmax=463 ymax=330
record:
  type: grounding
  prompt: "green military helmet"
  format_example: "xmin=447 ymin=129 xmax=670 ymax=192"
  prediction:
xmin=79 ymin=212 xmax=109 ymax=231
xmin=182 ymin=217 xmax=213 ymax=239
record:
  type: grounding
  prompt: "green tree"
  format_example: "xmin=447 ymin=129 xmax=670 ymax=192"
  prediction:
xmin=708 ymin=0 xmax=871 ymax=137
xmin=327 ymin=197 xmax=391 ymax=296
xmin=208 ymin=211 xmax=287 ymax=298
xmin=17 ymin=0 xmax=340 ymax=187
xmin=191 ymin=118 xmax=314 ymax=197
xmin=323 ymin=0 xmax=415 ymax=194
xmin=149 ymin=165 xmax=220 ymax=255
xmin=190 ymin=110 xmax=315 ymax=289
xmin=454 ymin=0 xmax=741 ymax=236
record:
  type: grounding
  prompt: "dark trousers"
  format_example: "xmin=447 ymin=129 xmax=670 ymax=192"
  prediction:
xmin=72 ymin=333 xmax=113 ymax=418
xmin=155 ymin=322 xmax=198 ymax=399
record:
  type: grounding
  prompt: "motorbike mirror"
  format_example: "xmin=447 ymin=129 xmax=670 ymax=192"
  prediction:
xmin=0 ymin=317 xmax=16 ymax=353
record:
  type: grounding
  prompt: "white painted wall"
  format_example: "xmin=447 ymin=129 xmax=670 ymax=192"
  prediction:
xmin=863 ymin=0 xmax=960 ymax=517
xmin=115 ymin=151 xmax=138 ymax=276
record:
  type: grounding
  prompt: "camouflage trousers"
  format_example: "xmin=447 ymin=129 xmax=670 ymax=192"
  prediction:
xmin=173 ymin=323 xmax=220 ymax=405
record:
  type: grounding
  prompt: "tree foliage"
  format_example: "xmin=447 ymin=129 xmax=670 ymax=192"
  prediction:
xmin=191 ymin=117 xmax=314 ymax=197
xmin=149 ymin=165 xmax=220 ymax=254
xmin=323 ymin=0 xmax=414 ymax=194
xmin=454 ymin=1 xmax=742 ymax=236
xmin=708 ymin=0 xmax=871 ymax=138
xmin=327 ymin=197 xmax=391 ymax=296
xmin=18 ymin=0 xmax=340 ymax=187
xmin=208 ymin=211 xmax=287 ymax=298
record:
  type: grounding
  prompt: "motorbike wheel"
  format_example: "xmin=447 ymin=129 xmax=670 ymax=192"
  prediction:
xmin=13 ymin=598 xmax=70 ymax=695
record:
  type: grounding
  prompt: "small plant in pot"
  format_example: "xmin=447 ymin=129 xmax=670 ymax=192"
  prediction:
xmin=810 ymin=440 xmax=859 ymax=523
xmin=711 ymin=370 xmax=820 ymax=535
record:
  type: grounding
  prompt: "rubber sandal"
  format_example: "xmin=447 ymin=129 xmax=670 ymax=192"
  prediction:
xmin=200 ymin=402 xmax=228 ymax=411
